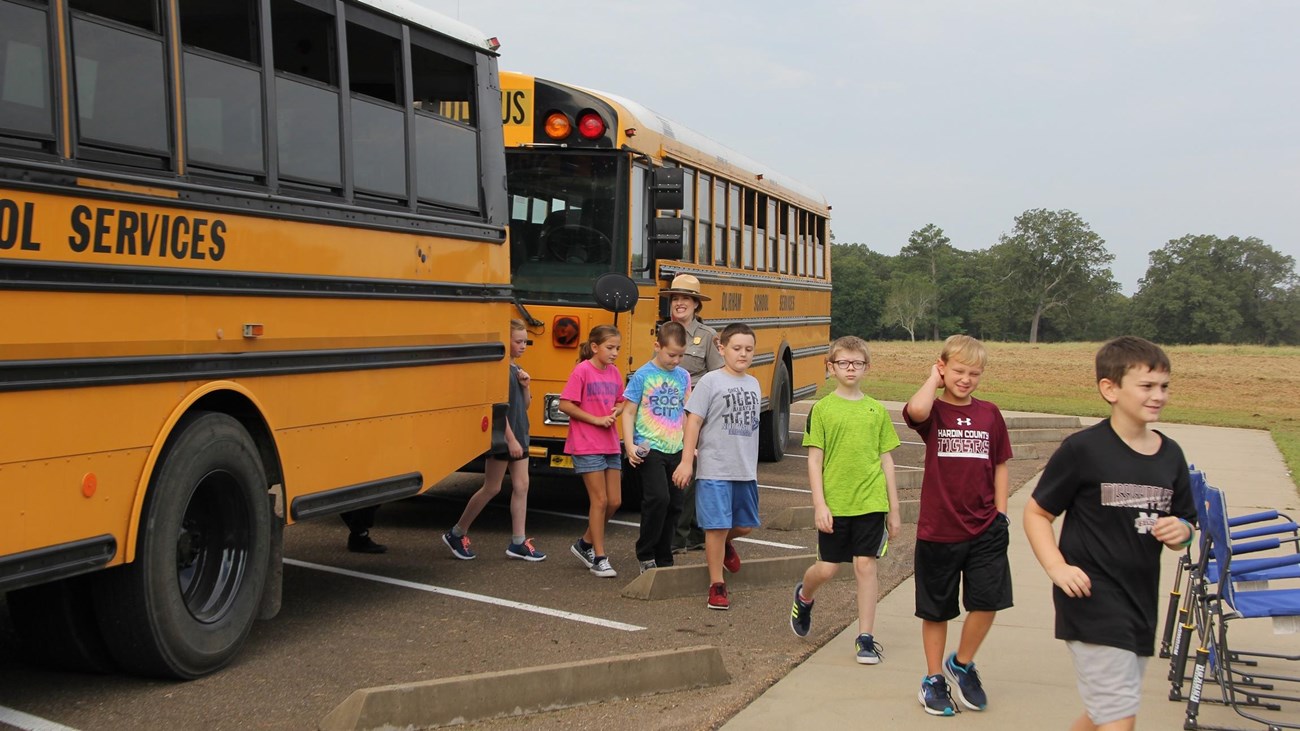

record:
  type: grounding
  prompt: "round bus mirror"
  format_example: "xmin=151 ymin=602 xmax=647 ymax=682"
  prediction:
xmin=592 ymin=273 xmax=638 ymax=314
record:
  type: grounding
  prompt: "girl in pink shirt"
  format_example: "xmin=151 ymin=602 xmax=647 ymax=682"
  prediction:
xmin=558 ymin=325 xmax=626 ymax=578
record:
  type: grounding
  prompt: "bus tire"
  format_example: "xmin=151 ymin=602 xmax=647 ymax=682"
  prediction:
xmin=94 ymin=412 xmax=270 ymax=679
xmin=759 ymin=363 xmax=790 ymax=463
xmin=6 ymin=574 xmax=117 ymax=674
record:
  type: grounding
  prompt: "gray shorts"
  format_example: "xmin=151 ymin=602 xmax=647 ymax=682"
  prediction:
xmin=1066 ymin=641 xmax=1148 ymax=725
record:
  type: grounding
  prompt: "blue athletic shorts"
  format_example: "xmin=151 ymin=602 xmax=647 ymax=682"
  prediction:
xmin=695 ymin=479 xmax=760 ymax=529
xmin=572 ymin=453 xmax=621 ymax=474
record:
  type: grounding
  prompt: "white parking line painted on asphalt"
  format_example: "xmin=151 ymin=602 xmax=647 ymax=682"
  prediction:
xmin=0 ymin=705 xmax=81 ymax=731
xmin=759 ymin=483 xmax=810 ymax=494
xmin=284 ymin=559 xmax=646 ymax=632
xmin=526 ymin=509 xmax=807 ymax=550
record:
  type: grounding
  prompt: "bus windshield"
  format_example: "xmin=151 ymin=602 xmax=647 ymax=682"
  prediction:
xmin=506 ymin=150 xmax=626 ymax=302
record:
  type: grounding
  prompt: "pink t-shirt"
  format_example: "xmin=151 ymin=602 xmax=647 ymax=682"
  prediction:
xmin=560 ymin=359 xmax=625 ymax=455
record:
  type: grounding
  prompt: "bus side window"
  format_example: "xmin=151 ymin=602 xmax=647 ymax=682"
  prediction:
xmin=271 ymin=0 xmax=342 ymax=190
xmin=713 ymin=179 xmax=726 ymax=266
xmin=0 ymin=0 xmax=56 ymax=151
xmin=70 ymin=0 xmax=171 ymax=164
xmin=410 ymin=33 xmax=480 ymax=212
xmin=680 ymin=167 xmax=696 ymax=262
xmin=180 ymin=0 xmax=266 ymax=178
xmin=815 ymin=216 xmax=826 ymax=279
xmin=630 ymin=164 xmax=647 ymax=274
xmin=346 ymin=12 xmax=407 ymax=201
xmin=697 ymin=173 xmax=711 ymax=265
xmin=759 ymin=196 xmax=769 ymax=270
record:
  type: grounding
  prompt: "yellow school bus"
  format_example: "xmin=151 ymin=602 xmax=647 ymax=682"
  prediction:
xmin=0 ymin=0 xmax=509 ymax=678
xmin=500 ymin=72 xmax=831 ymax=472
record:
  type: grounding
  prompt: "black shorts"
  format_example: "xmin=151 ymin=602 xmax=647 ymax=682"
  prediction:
xmin=816 ymin=512 xmax=888 ymax=564
xmin=914 ymin=514 xmax=1013 ymax=622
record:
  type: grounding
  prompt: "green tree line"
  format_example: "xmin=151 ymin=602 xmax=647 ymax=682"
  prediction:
xmin=832 ymin=209 xmax=1300 ymax=345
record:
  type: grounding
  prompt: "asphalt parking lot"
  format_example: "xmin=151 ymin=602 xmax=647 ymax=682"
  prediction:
xmin=1 ymin=404 xmax=1044 ymax=731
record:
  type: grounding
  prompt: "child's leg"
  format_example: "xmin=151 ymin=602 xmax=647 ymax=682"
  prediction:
xmin=799 ymin=561 xmax=839 ymax=599
xmin=726 ymin=526 xmax=751 ymax=541
xmin=955 ymin=514 xmax=1012 ymax=664
xmin=954 ymin=610 xmax=996 ymax=666
xmin=922 ymin=620 xmax=948 ymax=676
xmin=635 ymin=453 xmax=670 ymax=561
xmin=1070 ymin=715 xmax=1136 ymax=731
xmin=580 ymin=471 xmax=610 ymax=555
xmin=455 ymin=457 xmax=507 ymax=533
xmin=603 ymin=467 xmax=622 ymax=520
xmin=506 ymin=458 xmax=529 ymax=539
xmin=704 ymin=528 xmax=729 ymax=584
xmin=853 ymin=555 xmax=879 ymax=635
xmin=655 ymin=454 xmax=685 ymax=564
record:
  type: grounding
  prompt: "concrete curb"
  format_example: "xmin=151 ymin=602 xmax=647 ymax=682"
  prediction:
xmin=766 ymin=501 xmax=921 ymax=531
xmin=319 ymin=645 xmax=731 ymax=731
xmin=621 ymin=554 xmax=843 ymax=600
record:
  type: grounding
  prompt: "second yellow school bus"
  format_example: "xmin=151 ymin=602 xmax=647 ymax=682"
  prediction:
xmin=500 ymin=71 xmax=832 ymax=470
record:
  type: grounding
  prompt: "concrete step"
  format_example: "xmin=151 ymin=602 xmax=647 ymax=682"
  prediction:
xmin=1007 ymin=427 xmax=1081 ymax=443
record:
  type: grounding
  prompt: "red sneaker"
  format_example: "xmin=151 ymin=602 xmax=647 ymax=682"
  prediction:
xmin=708 ymin=582 xmax=729 ymax=610
xmin=723 ymin=540 xmax=741 ymax=574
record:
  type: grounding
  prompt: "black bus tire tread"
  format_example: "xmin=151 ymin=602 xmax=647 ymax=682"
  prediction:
xmin=93 ymin=411 xmax=270 ymax=679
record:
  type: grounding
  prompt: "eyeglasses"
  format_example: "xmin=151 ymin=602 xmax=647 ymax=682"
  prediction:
xmin=830 ymin=360 xmax=868 ymax=370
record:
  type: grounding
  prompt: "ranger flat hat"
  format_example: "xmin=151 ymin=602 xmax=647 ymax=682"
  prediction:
xmin=659 ymin=273 xmax=711 ymax=301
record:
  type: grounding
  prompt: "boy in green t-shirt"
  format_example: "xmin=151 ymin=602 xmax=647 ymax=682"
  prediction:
xmin=789 ymin=336 xmax=901 ymax=664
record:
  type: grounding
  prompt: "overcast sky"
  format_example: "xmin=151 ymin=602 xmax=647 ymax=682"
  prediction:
xmin=421 ymin=1 xmax=1299 ymax=294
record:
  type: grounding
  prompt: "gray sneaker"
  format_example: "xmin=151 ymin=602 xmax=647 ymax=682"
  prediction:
xmin=639 ymin=559 xmax=657 ymax=574
xmin=590 ymin=556 xmax=617 ymax=578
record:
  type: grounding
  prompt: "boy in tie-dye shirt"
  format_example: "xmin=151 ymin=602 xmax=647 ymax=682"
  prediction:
xmin=621 ymin=321 xmax=692 ymax=574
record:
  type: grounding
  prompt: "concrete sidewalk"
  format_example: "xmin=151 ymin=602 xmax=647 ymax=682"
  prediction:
xmin=725 ymin=412 xmax=1300 ymax=729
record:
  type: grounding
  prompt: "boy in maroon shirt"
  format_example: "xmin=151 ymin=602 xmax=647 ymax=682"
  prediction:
xmin=904 ymin=335 xmax=1013 ymax=716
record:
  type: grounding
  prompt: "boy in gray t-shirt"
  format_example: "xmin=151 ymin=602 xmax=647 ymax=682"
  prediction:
xmin=673 ymin=323 xmax=761 ymax=610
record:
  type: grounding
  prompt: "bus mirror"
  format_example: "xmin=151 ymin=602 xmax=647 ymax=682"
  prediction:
xmin=649 ymin=216 xmax=685 ymax=259
xmin=592 ymin=272 xmax=638 ymax=314
xmin=650 ymin=167 xmax=684 ymax=210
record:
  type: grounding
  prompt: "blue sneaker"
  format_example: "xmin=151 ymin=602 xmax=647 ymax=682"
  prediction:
xmin=790 ymin=583 xmax=813 ymax=637
xmin=855 ymin=633 xmax=883 ymax=665
xmin=505 ymin=538 xmax=546 ymax=562
xmin=944 ymin=653 xmax=987 ymax=711
xmin=919 ymin=674 xmax=956 ymax=716
xmin=441 ymin=531 xmax=475 ymax=560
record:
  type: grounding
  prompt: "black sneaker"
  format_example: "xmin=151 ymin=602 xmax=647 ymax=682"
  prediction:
xmin=348 ymin=531 xmax=386 ymax=554
xmin=570 ymin=539 xmax=595 ymax=569
xmin=944 ymin=652 xmax=987 ymax=711
xmin=790 ymin=582 xmax=813 ymax=637
xmin=919 ymin=674 xmax=956 ymax=716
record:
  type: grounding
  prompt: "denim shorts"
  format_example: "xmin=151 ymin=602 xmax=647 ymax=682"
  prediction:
xmin=695 ymin=479 xmax=760 ymax=529
xmin=572 ymin=453 xmax=622 ymax=474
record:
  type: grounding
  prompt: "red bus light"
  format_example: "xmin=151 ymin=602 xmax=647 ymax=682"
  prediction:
xmin=544 ymin=112 xmax=571 ymax=140
xmin=577 ymin=112 xmax=606 ymax=140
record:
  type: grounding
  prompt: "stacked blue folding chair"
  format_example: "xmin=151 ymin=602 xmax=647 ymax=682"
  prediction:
xmin=1166 ymin=468 xmax=1300 ymax=713
xmin=1181 ymin=483 xmax=1300 ymax=730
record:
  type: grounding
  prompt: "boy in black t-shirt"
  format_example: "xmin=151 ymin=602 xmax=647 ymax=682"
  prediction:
xmin=1024 ymin=336 xmax=1195 ymax=731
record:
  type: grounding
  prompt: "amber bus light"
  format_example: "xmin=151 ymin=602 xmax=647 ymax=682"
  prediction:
xmin=544 ymin=112 xmax=572 ymax=139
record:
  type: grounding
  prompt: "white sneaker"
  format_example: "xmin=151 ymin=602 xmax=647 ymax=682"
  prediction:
xmin=590 ymin=557 xmax=617 ymax=578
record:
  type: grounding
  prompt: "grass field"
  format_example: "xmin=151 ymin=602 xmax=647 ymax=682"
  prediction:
xmin=818 ymin=341 xmax=1300 ymax=493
